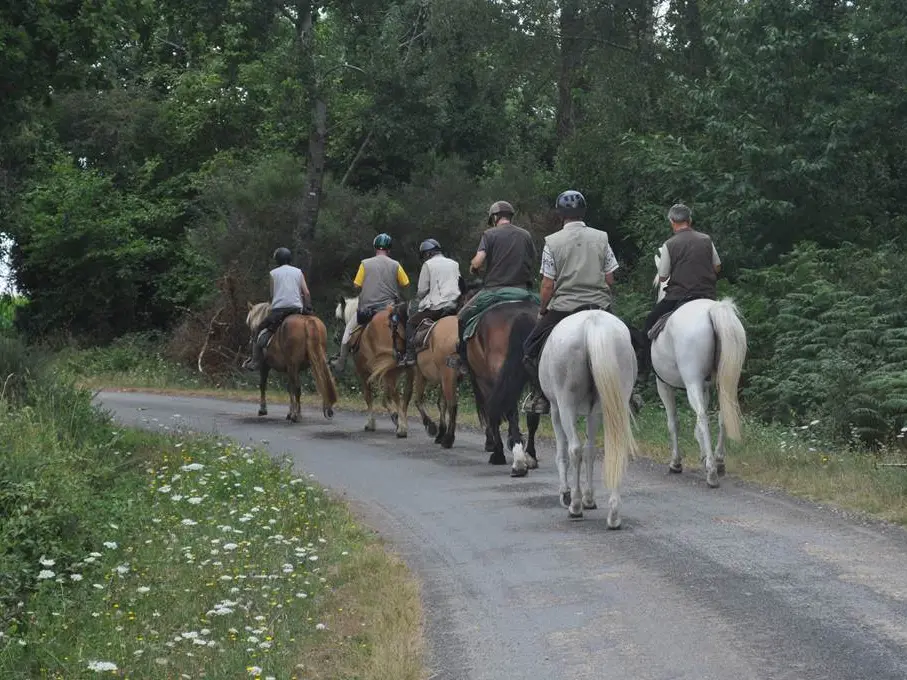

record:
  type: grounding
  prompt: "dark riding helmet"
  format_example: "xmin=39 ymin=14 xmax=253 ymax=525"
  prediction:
xmin=555 ymin=190 xmax=586 ymax=220
xmin=487 ymin=200 xmax=515 ymax=226
xmin=273 ymin=247 xmax=292 ymax=265
xmin=419 ymin=238 xmax=442 ymax=259
xmin=373 ymin=233 xmax=393 ymax=250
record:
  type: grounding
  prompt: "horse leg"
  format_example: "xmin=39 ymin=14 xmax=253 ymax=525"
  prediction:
xmin=362 ymin=377 xmax=376 ymax=432
xmin=687 ymin=381 xmax=718 ymax=488
xmin=505 ymin=408 xmax=523 ymax=453
xmin=286 ymin=368 xmax=300 ymax=423
xmin=386 ymin=373 xmax=408 ymax=439
xmin=561 ymin=404 xmax=584 ymax=519
xmin=524 ymin=412 xmax=540 ymax=469
xmin=414 ymin=372 xmax=437 ymax=438
xmin=657 ymin=378 xmax=683 ymax=474
xmin=715 ymin=412 xmax=726 ymax=476
xmin=551 ymin=403 xmax=570 ymax=507
xmin=258 ymin=366 xmax=269 ymax=416
xmin=399 ymin=369 xmax=413 ymax=438
xmin=582 ymin=408 xmax=601 ymax=511
xmin=438 ymin=368 xmax=457 ymax=448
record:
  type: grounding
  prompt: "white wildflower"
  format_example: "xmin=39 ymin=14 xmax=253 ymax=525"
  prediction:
xmin=187 ymin=497 xmax=203 ymax=505
xmin=248 ymin=668 xmax=262 ymax=676
xmin=315 ymin=623 xmax=326 ymax=631
xmin=223 ymin=543 xmax=238 ymax=551
xmin=86 ymin=661 xmax=118 ymax=672
xmin=37 ymin=570 xmax=55 ymax=580
xmin=158 ymin=485 xmax=172 ymax=493
xmin=39 ymin=556 xmax=55 ymax=567
xmin=171 ymin=494 xmax=184 ymax=502
xmin=181 ymin=463 xmax=204 ymax=471
xmin=93 ymin=583 xmax=105 ymax=590
xmin=71 ymin=574 xmax=83 ymax=582
xmin=137 ymin=586 xmax=150 ymax=594
xmin=253 ymin=486 xmax=265 ymax=493
xmin=115 ymin=564 xmax=130 ymax=576
xmin=103 ymin=541 xmax=118 ymax=550
xmin=181 ymin=519 xmax=198 ymax=526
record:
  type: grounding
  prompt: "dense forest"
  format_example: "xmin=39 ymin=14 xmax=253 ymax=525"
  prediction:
xmin=3 ymin=0 xmax=907 ymax=445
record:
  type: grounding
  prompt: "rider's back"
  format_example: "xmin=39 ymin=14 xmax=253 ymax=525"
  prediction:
xmin=270 ymin=264 xmax=304 ymax=309
xmin=481 ymin=223 xmax=535 ymax=289
xmin=359 ymin=255 xmax=402 ymax=310
xmin=663 ymin=229 xmax=717 ymax=301
xmin=545 ymin=225 xmax=613 ymax=312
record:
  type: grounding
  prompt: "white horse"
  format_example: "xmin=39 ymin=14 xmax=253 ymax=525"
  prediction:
xmin=513 ymin=310 xmax=638 ymax=528
xmin=650 ymin=254 xmax=747 ymax=487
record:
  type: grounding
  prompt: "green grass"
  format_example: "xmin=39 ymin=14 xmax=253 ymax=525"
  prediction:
xmin=1 ymin=343 xmax=424 ymax=680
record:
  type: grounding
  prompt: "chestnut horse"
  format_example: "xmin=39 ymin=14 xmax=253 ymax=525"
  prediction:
xmin=335 ymin=298 xmax=413 ymax=437
xmin=464 ymin=297 xmax=541 ymax=467
xmin=411 ymin=315 xmax=461 ymax=449
xmin=245 ymin=303 xmax=338 ymax=422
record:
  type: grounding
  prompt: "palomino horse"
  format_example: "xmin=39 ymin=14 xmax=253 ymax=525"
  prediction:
xmin=511 ymin=311 xmax=638 ymax=526
xmin=465 ymin=297 xmax=541 ymax=467
xmin=650 ymin=254 xmax=747 ymax=487
xmin=411 ymin=315 xmax=461 ymax=449
xmin=335 ymin=297 xmax=413 ymax=437
xmin=245 ymin=303 xmax=338 ymax=422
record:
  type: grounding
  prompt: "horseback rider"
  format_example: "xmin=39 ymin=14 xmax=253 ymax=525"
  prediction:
xmin=399 ymin=239 xmax=465 ymax=367
xmin=331 ymin=233 xmax=410 ymax=374
xmin=243 ymin=247 xmax=311 ymax=371
xmin=643 ymin=203 xmax=722 ymax=364
xmin=521 ymin=190 xmax=619 ymax=414
xmin=456 ymin=200 xmax=537 ymax=367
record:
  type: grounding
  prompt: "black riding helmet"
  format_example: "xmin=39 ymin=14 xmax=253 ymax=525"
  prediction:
xmin=273 ymin=247 xmax=292 ymax=265
xmin=555 ymin=190 xmax=586 ymax=220
xmin=419 ymin=238 xmax=442 ymax=260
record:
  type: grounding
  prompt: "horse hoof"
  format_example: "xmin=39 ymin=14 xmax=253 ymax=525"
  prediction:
xmin=323 ymin=407 xmax=334 ymax=419
xmin=484 ymin=442 xmax=496 ymax=453
xmin=706 ymin=471 xmax=720 ymax=488
xmin=527 ymin=457 xmax=539 ymax=470
xmin=607 ymin=514 xmax=622 ymax=530
xmin=396 ymin=431 xmax=408 ymax=439
xmin=510 ymin=467 xmax=528 ymax=478
xmin=669 ymin=463 xmax=683 ymax=474
xmin=441 ymin=437 xmax=454 ymax=450
xmin=285 ymin=413 xmax=292 ymax=421
xmin=560 ymin=491 xmax=571 ymax=508
xmin=717 ymin=461 xmax=726 ymax=476
xmin=425 ymin=422 xmax=438 ymax=437
xmin=258 ymin=408 xmax=267 ymax=417
xmin=568 ymin=511 xmax=584 ymax=520
xmin=390 ymin=413 xmax=399 ymax=427
xmin=582 ymin=501 xmax=598 ymax=510
xmin=488 ymin=453 xmax=507 ymax=465
xmin=364 ymin=424 xmax=376 ymax=432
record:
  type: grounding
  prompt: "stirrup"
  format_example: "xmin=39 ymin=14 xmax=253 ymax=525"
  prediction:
xmin=521 ymin=391 xmax=550 ymax=415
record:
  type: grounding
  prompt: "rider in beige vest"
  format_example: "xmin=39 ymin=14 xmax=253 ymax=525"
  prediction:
xmin=521 ymin=190 xmax=619 ymax=414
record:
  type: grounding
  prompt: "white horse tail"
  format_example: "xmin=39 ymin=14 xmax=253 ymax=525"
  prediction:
xmin=709 ymin=299 xmax=747 ymax=442
xmin=586 ymin=318 xmax=638 ymax=492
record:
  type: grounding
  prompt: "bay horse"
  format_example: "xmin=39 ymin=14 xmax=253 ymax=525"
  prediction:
xmin=411 ymin=315 xmax=460 ymax=449
xmin=335 ymin=297 xmax=413 ymax=437
xmin=512 ymin=311 xmax=638 ymax=526
xmin=463 ymin=294 xmax=541 ymax=467
xmin=245 ymin=303 xmax=338 ymax=422
xmin=650 ymin=254 xmax=748 ymax=487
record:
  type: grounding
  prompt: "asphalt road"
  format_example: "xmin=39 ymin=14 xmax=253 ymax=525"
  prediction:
xmin=98 ymin=391 xmax=907 ymax=680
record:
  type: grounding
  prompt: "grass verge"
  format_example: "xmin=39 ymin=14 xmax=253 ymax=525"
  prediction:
xmin=1 ymin=350 xmax=424 ymax=679
xmin=55 ymin=340 xmax=907 ymax=527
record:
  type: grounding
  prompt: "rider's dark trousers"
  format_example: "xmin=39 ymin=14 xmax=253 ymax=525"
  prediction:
xmin=259 ymin=307 xmax=304 ymax=334
xmin=643 ymin=299 xmax=683 ymax=337
xmin=406 ymin=307 xmax=452 ymax=344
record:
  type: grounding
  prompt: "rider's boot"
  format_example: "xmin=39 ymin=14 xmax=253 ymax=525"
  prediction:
xmin=330 ymin=343 xmax=350 ymax=375
xmin=399 ymin=329 xmax=417 ymax=367
xmin=520 ymin=356 xmax=550 ymax=415
xmin=242 ymin=330 xmax=269 ymax=371
xmin=454 ymin=318 xmax=469 ymax=376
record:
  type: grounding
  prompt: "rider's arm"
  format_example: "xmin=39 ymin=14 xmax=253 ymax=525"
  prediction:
xmin=604 ymin=243 xmax=619 ymax=287
xmin=469 ymin=234 xmax=487 ymax=274
xmin=711 ymin=243 xmax=722 ymax=274
xmin=539 ymin=245 xmax=557 ymax=316
xmin=353 ymin=263 xmax=365 ymax=289
xmin=539 ymin=276 xmax=555 ymax=315
xmin=657 ymin=244 xmax=671 ymax=282
xmin=415 ymin=265 xmax=429 ymax=303
xmin=299 ymin=273 xmax=311 ymax=304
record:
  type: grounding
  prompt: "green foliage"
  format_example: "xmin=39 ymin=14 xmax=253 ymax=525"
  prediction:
xmin=0 ymin=296 xmax=25 ymax=336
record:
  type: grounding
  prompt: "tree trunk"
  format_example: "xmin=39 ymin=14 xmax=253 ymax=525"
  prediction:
xmin=556 ymin=0 xmax=583 ymax=142
xmin=296 ymin=96 xmax=327 ymax=269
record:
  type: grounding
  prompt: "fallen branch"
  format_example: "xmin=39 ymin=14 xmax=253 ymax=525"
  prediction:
xmin=198 ymin=306 xmax=225 ymax=374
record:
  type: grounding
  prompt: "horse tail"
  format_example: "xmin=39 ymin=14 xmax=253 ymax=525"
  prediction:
xmin=306 ymin=317 xmax=339 ymax=412
xmin=586 ymin=317 xmax=638 ymax=492
xmin=486 ymin=313 xmax=537 ymax=425
xmin=709 ymin=299 xmax=747 ymax=442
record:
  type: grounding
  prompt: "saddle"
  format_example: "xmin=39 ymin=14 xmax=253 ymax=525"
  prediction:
xmin=348 ymin=302 xmax=406 ymax=354
xmin=256 ymin=308 xmax=308 ymax=349
xmin=647 ymin=312 xmax=674 ymax=342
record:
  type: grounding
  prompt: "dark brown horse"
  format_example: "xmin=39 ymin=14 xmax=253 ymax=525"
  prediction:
xmin=464 ymin=297 xmax=541 ymax=468
xmin=246 ymin=303 xmax=338 ymax=422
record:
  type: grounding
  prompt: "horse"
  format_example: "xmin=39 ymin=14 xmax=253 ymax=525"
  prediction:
xmin=410 ymin=314 xmax=461 ymax=449
xmin=508 ymin=310 xmax=638 ymax=526
xmin=335 ymin=297 xmax=413 ymax=437
xmin=463 ymin=295 xmax=541 ymax=467
xmin=650 ymin=254 xmax=748 ymax=488
xmin=245 ymin=303 xmax=338 ymax=422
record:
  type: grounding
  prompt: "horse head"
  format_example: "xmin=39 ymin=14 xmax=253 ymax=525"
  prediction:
xmin=653 ymin=254 xmax=668 ymax=303
xmin=336 ymin=295 xmax=358 ymax=324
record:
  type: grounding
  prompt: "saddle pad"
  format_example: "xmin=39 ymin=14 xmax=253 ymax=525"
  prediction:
xmin=412 ymin=318 xmax=438 ymax=352
xmin=461 ymin=287 xmax=541 ymax=342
